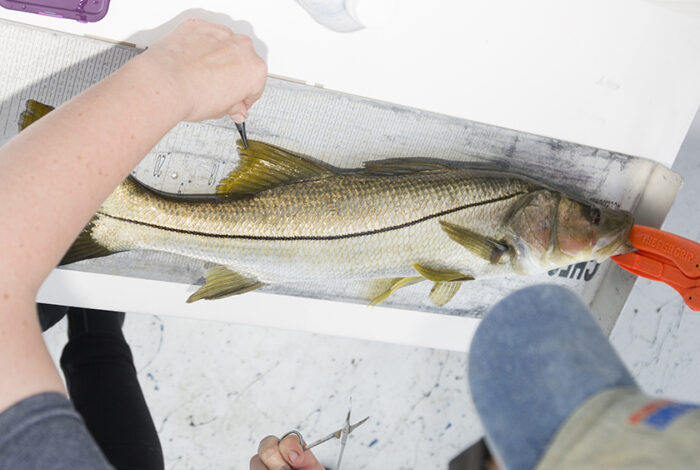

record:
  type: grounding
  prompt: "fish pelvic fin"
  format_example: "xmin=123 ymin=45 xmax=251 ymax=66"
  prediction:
xmin=18 ymin=99 xmax=55 ymax=131
xmin=430 ymin=281 xmax=463 ymax=306
xmin=369 ymin=276 xmax=423 ymax=306
xmin=60 ymin=219 xmax=115 ymax=265
xmin=411 ymin=263 xmax=472 ymax=306
xmin=216 ymin=140 xmax=334 ymax=197
xmin=187 ymin=266 xmax=264 ymax=303
xmin=439 ymin=221 xmax=509 ymax=264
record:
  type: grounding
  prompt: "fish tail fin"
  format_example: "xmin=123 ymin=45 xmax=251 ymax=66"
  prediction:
xmin=60 ymin=219 xmax=115 ymax=266
xmin=18 ymin=99 xmax=55 ymax=131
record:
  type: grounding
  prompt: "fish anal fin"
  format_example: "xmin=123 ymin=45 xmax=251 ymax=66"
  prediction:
xmin=439 ymin=221 xmax=509 ymax=264
xmin=60 ymin=220 xmax=115 ymax=265
xmin=216 ymin=140 xmax=334 ymax=197
xmin=18 ymin=100 xmax=55 ymax=131
xmin=369 ymin=276 xmax=423 ymax=306
xmin=412 ymin=263 xmax=474 ymax=282
xmin=430 ymin=282 xmax=463 ymax=306
xmin=187 ymin=266 xmax=264 ymax=302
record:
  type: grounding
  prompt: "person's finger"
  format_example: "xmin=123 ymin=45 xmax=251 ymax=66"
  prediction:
xmin=233 ymin=32 xmax=254 ymax=48
xmin=258 ymin=435 xmax=289 ymax=470
xmin=228 ymin=102 xmax=248 ymax=123
xmin=243 ymin=92 xmax=265 ymax=110
xmin=176 ymin=18 xmax=226 ymax=40
xmin=250 ymin=454 xmax=269 ymax=470
xmin=207 ymin=21 xmax=236 ymax=36
xmin=279 ymin=435 xmax=325 ymax=470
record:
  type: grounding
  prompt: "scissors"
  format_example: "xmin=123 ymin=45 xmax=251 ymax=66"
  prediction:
xmin=235 ymin=121 xmax=249 ymax=149
xmin=280 ymin=407 xmax=369 ymax=470
xmin=612 ymin=225 xmax=700 ymax=311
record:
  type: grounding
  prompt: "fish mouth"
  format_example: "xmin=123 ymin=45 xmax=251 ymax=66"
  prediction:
xmin=592 ymin=219 xmax=635 ymax=259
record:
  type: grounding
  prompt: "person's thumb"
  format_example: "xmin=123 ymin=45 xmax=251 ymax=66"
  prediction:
xmin=278 ymin=435 xmax=324 ymax=470
xmin=228 ymin=102 xmax=248 ymax=123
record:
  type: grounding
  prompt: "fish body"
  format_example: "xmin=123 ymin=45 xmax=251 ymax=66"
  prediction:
xmin=93 ymin=170 xmax=534 ymax=282
xmin=73 ymin=140 xmax=633 ymax=304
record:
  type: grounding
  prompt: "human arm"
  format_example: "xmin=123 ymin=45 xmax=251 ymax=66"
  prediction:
xmin=251 ymin=435 xmax=325 ymax=470
xmin=0 ymin=18 xmax=266 ymax=413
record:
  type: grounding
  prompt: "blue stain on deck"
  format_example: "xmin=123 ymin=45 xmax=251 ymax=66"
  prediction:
xmin=445 ymin=422 xmax=452 ymax=430
xmin=146 ymin=372 xmax=159 ymax=391
xmin=368 ymin=439 xmax=378 ymax=447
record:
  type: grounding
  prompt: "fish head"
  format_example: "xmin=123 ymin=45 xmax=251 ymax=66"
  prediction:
xmin=505 ymin=190 xmax=634 ymax=273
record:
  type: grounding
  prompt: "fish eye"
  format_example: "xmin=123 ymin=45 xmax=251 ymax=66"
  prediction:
xmin=590 ymin=208 xmax=601 ymax=226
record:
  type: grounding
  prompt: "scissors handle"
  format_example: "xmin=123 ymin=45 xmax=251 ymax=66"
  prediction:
xmin=278 ymin=429 xmax=339 ymax=451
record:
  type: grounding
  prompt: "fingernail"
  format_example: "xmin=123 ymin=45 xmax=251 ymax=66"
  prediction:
xmin=288 ymin=450 xmax=300 ymax=463
xmin=230 ymin=113 xmax=245 ymax=123
xmin=279 ymin=465 xmax=291 ymax=470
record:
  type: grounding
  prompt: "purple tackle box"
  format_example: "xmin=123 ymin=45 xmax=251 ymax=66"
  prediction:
xmin=0 ymin=0 xmax=110 ymax=23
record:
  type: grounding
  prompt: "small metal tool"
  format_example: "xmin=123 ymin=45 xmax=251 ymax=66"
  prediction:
xmin=280 ymin=407 xmax=369 ymax=469
xmin=235 ymin=121 xmax=249 ymax=149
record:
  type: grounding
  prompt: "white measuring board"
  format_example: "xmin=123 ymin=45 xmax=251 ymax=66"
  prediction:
xmin=1 ymin=0 xmax=699 ymax=166
xmin=0 ymin=17 xmax=684 ymax=350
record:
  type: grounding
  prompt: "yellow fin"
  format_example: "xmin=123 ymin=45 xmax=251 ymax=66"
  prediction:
xmin=430 ymin=282 xmax=462 ymax=306
xmin=18 ymin=99 xmax=55 ymax=131
xmin=60 ymin=220 xmax=115 ymax=265
xmin=216 ymin=140 xmax=333 ymax=196
xmin=412 ymin=263 xmax=474 ymax=282
xmin=362 ymin=159 xmax=451 ymax=176
xmin=369 ymin=276 xmax=423 ymax=306
xmin=439 ymin=221 xmax=509 ymax=264
xmin=187 ymin=266 xmax=264 ymax=302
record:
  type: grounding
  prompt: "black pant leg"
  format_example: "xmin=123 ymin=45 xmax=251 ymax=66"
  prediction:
xmin=60 ymin=308 xmax=164 ymax=470
xmin=36 ymin=303 xmax=69 ymax=331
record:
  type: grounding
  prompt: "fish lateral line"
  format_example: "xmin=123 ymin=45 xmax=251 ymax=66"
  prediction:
xmin=94 ymin=191 xmax=529 ymax=242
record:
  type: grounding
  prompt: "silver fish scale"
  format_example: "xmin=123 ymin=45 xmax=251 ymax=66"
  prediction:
xmin=91 ymin=170 xmax=537 ymax=283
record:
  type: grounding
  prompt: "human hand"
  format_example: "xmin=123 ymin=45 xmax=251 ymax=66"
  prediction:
xmin=250 ymin=434 xmax=325 ymax=470
xmin=138 ymin=18 xmax=267 ymax=123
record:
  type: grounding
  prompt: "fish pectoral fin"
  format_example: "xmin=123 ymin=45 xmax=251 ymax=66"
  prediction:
xmin=369 ymin=276 xmax=423 ymax=306
xmin=18 ymin=99 xmax=55 ymax=131
xmin=412 ymin=263 xmax=474 ymax=282
xmin=60 ymin=220 xmax=115 ymax=265
xmin=430 ymin=281 xmax=463 ymax=306
xmin=439 ymin=221 xmax=509 ymax=264
xmin=361 ymin=159 xmax=451 ymax=176
xmin=187 ymin=266 xmax=264 ymax=303
xmin=216 ymin=140 xmax=334 ymax=196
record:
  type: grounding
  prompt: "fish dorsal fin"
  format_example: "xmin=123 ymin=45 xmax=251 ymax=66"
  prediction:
xmin=18 ymin=99 xmax=54 ymax=131
xmin=430 ymin=282 xmax=463 ymax=306
xmin=362 ymin=159 xmax=451 ymax=176
xmin=216 ymin=140 xmax=334 ymax=196
xmin=439 ymin=221 xmax=509 ymax=264
xmin=187 ymin=266 xmax=264 ymax=302
xmin=412 ymin=263 xmax=474 ymax=282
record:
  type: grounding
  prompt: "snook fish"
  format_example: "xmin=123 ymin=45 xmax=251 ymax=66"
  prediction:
xmin=22 ymin=100 xmax=634 ymax=306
